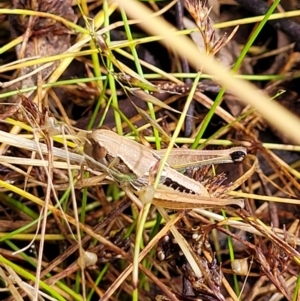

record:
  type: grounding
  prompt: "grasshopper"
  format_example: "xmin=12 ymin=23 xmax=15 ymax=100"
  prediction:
xmin=83 ymin=129 xmax=247 ymax=209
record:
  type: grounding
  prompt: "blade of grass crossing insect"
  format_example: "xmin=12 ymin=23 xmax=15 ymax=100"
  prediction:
xmin=120 ymin=9 xmax=161 ymax=300
xmin=150 ymin=73 xmax=204 ymax=281
xmin=154 ymin=72 xmax=202 ymax=187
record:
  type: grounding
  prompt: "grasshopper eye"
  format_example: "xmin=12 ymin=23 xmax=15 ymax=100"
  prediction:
xmin=92 ymin=142 xmax=107 ymax=161
xmin=230 ymin=150 xmax=246 ymax=162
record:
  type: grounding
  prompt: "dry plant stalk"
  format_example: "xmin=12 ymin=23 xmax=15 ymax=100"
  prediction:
xmin=185 ymin=0 xmax=238 ymax=56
